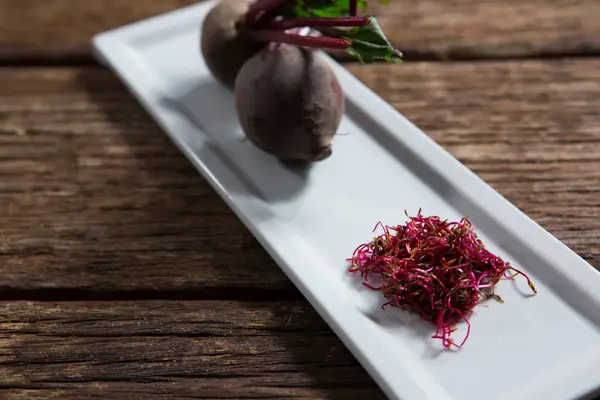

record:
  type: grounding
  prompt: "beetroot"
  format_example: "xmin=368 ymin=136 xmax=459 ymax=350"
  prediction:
xmin=199 ymin=0 xmax=402 ymax=162
xmin=200 ymin=0 xmax=358 ymax=89
xmin=234 ymin=43 xmax=344 ymax=161
xmin=200 ymin=0 xmax=264 ymax=88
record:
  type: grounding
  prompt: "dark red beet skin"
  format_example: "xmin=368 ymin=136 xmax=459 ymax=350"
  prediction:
xmin=200 ymin=0 xmax=265 ymax=89
xmin=234 ymin=43 xmax=345 ymax=162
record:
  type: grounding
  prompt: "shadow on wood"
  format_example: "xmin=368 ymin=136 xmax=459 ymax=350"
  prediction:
xmin=0 ymin=301 xmax=388 ymax=399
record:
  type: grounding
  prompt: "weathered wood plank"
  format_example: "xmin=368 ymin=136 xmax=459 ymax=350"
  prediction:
xmin=0 ymin=67 xmax=292 ymax=295
xmin=0 ymin=59 xmax=598 ymax=295
xmin=0 ymin=0 xmax=598 ymax=63
xmin=0 ymin=301 xmax=384 ymax=399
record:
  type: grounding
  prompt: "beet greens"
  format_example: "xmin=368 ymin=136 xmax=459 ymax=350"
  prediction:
xmin=243 ymin=0 xmax=403 ymax=62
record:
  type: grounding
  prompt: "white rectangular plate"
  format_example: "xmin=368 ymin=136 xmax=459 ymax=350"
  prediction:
xmin=92 ymin=3 xmax=600 ymax=399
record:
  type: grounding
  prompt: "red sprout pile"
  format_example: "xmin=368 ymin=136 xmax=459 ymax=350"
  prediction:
xmin=348 ymin=210 xmax=537 ymax=348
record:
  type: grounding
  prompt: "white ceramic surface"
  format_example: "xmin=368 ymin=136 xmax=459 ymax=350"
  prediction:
xmin=92 ymin=3 xmax=600 ymax=399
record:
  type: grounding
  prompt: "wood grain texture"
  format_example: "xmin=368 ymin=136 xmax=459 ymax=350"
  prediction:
xmin=371 ymin=0 xmax=600 ymax=60
xmin=0 ymin=0 xmax=599 ymax=63
xmin=0 ymin=301 xmax=384 ymax=399
xmin=0 ymin=67 xmax=291 ymax=296
xmin=1 ymin=59 xmax=599 ymax=296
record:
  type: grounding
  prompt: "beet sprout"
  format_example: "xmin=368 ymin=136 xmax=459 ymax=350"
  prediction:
xmin=347 ymin=210 xmax=537 ymax=348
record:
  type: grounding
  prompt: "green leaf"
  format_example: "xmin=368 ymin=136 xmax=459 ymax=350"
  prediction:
xmin=284 ymin=0 xmax=392 ymax=18
xmin=287 ymin=0 xmax=368 ymax=18
xmin=328 ymin=16 xmax=403 ymax=63
xmin=277 ymin=0 xmax=401 ymax=63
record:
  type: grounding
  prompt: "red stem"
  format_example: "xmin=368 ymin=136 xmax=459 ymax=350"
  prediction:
xmin=247 ymin=30 xmax=351 ymax=49
xmin=268 ymin=16 xmax=369 ymax=30
xmin=245 ymin=0 xmax=290 ymax=27
xmin=349 ymin=0 xmax=357 ymax=16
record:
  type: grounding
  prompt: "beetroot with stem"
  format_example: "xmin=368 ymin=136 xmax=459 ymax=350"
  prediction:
xmin=201 ymin=0 xmax=401 ymax=88
xmin=201 ymin=0 xmax=402 ymax=160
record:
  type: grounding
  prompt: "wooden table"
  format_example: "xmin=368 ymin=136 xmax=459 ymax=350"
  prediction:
xmin=1 ymin=1 xmax=599 ymax=399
